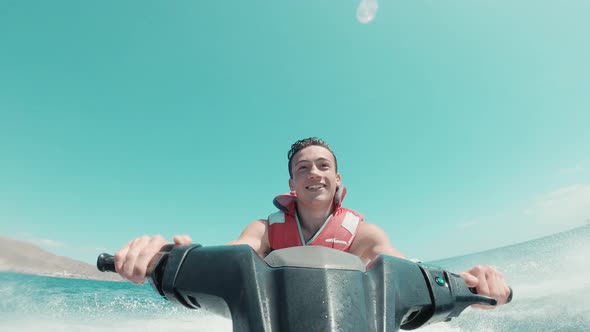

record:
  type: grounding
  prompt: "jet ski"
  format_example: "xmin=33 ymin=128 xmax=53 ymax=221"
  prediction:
xmin=97 ymin=244 xmax=510 ymax=331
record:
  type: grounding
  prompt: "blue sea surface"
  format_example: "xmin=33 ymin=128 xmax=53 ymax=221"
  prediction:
xmin=0 ymin=272 xmax=231 ymax=331
xmin=1 ymin=226 xmax=589 ymax=331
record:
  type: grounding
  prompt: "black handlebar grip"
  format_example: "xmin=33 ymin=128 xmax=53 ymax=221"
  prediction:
xmin=469 ymin=286 xmax=513 ymax=304
xmin=97 ymin=253 xmax=116 ymax=272
xmin=506 ymin=287 xmax=514 ymax=304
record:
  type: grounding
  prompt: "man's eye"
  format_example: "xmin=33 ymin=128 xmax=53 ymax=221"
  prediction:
xmin=299 ymin=166 xmax=307 ymax=170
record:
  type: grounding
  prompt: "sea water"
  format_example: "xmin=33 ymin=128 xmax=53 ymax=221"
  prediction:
xmin=1 ymin=226 xmax=589 ymax=332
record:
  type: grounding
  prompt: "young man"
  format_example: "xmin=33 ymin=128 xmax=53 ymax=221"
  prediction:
xmin=115 ymin=137 xmax=511 ymax=308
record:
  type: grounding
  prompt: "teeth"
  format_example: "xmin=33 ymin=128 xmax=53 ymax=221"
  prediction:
xmin=307 ymin=185 xmax=325 ymax=190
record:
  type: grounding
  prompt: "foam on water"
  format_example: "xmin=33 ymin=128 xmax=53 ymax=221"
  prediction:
xmin=0 ymin=273 xmax=232 ymax=332
xmin=422 ymin=225 xmax=590 ymax=331
xmin=1 ymin=225 xmax=589 ymax=331
xmin=2 ymin=318 xmax=232 ymax=332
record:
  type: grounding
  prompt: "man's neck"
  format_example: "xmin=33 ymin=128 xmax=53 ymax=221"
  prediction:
xmin=295 ymin=203 xmax=334 ymax=234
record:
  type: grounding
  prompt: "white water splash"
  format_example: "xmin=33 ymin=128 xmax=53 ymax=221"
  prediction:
xmin=0 ymin=317 xmax=232 ymax=332
xmin=357 ymin=0 xmax=379 ymax=24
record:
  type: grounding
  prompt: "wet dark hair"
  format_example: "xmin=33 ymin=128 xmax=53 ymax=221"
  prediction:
xmin=287 ymin=137 xmax=338 ymax=178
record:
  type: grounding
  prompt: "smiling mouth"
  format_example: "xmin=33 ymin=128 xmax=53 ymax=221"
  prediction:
xmin=306 ymin=184 xmax=326 ymax=191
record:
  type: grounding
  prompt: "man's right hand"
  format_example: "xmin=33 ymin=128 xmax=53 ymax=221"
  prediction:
xmin=114 ymin=234 xmax=192 ymax=284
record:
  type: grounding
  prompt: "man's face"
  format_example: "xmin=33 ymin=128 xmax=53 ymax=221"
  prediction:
xmin=289 ymin=145 xmax=341 ymax=208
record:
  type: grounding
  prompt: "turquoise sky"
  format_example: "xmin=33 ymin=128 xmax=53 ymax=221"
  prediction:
xmin=1 ymin=1 xmax=589 ymax=264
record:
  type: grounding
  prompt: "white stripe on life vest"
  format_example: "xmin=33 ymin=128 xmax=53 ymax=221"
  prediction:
xmin=268 ymin=211 xmax=285 ymax=225
xmin=341 ymin=212 xmax=360 ymax=235
xmin=325 ymin=238 xmax=348 ymax=245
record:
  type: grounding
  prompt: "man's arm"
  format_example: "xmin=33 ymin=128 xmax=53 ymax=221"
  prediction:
xmin=349 ymin=222 xmax=406 ymax=261
xmin=350 ymin=222 xmax=511 ymax=308
xmin=228 ymin=219 xmax=271 ymax=258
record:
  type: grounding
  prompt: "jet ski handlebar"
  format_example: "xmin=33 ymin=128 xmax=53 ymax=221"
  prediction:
xmin=97 ymin=244 xmax=511 ymax=332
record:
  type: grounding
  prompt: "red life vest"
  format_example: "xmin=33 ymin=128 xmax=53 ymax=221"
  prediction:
xmin=267 ymin=186 xmax=364 ymax=252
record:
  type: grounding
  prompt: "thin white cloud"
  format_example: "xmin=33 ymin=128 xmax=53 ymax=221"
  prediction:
xmin=78 ymin=245 xmax=108 ymax=252
xmin=31 ymin=238 xmax=108 ymax=252
xmin=558 ymin=164 xmax=586 ymax=175
xmin=525 ymin=184 xmax=590 ymax=227
xmin=457 ymin=219 xmax=483 ymax=229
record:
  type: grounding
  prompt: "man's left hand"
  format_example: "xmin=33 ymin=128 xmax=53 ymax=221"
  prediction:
xmin=460 ymin=265 xmax=511 ymax=309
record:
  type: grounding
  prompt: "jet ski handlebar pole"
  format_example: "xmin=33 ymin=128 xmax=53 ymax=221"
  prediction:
xmin=97 ymin=245 xmax=511 ymax=332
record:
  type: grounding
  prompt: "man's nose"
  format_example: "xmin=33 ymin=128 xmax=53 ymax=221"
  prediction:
xmin=308 ymin=165 xmax=321 ymax=178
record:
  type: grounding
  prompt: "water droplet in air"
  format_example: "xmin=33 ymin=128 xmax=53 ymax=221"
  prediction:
xmin=357 ymin=0 xmax=378 ymax=24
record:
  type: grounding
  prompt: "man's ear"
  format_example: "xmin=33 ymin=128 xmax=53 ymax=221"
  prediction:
xmin=336 ymin=173 xmax=342 ymax=186
xmin=289 ymin=178 xmax=295 ymax=191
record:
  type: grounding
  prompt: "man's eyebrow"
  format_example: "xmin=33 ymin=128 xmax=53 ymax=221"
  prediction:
xmin=295 ymin=158 xmax=331 ymax=165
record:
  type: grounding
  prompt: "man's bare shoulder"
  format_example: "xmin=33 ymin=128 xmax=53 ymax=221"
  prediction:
xmin=351 ymin=222 xmax=405 ymax=259
xmin=353 ymin=222 xmax=388 ymax=246
xmin=228 ymin=219 xmax=270 ymax=257
xmin=249 ymin=219 xmax=269 ymax=230
xmin=357 ymin=222 xmax=386 ymax=235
